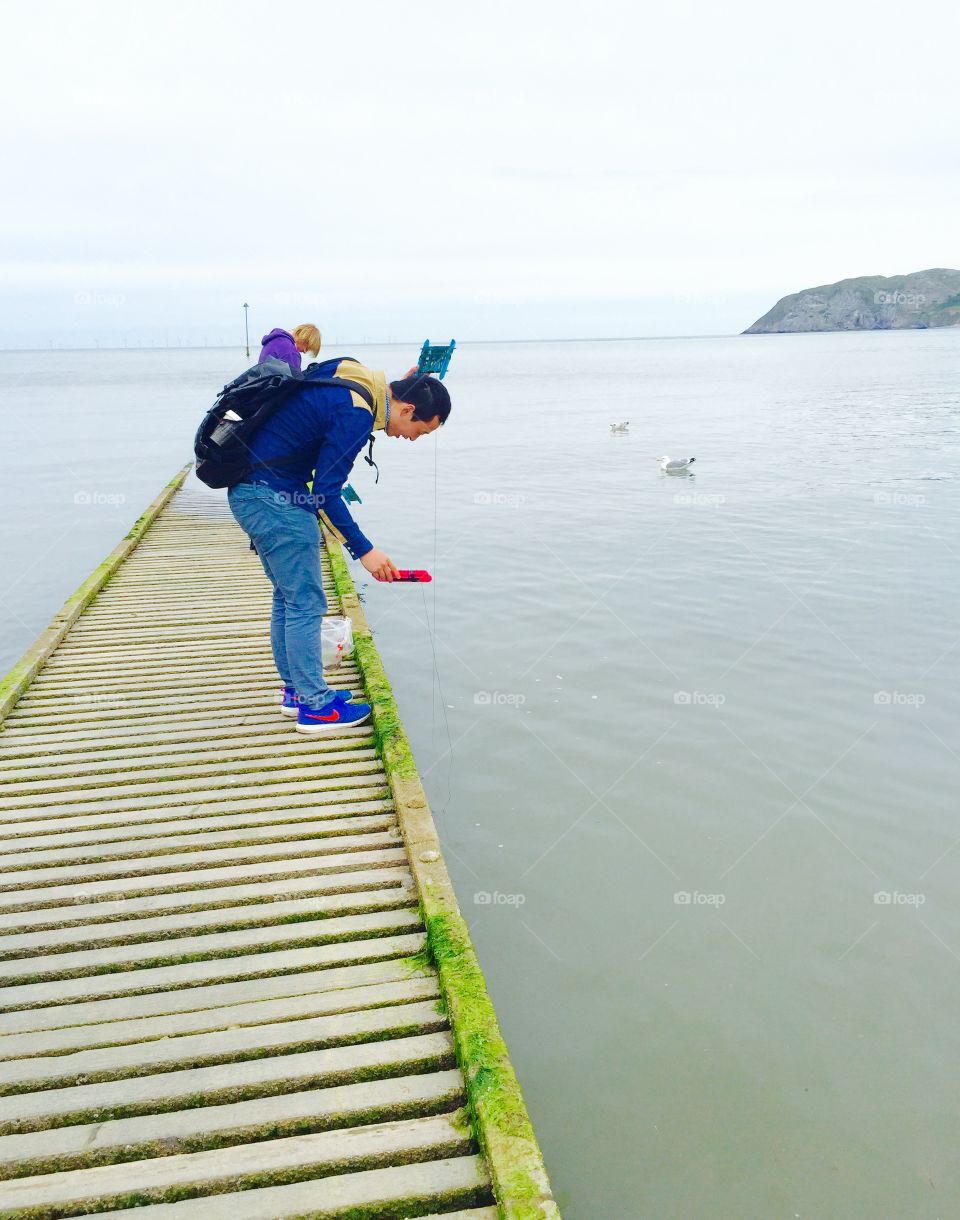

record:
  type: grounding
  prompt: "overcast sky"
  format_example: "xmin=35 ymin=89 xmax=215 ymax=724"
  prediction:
xmin=1 ymin=0 xmax=957 ymax=346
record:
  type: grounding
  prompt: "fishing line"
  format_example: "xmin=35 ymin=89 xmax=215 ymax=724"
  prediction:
xmin=423 ymin=423 xmax=454 ymax=818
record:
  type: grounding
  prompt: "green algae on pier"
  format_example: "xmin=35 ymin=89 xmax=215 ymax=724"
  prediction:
xmin=325 ymin=528 xmax=559 ymax=1220
xmin=0 ymin=470 xmax=557 ymax=1219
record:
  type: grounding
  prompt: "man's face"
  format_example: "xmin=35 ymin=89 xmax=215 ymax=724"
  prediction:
xmin=390 ymin=402 xmax=442 ymax=441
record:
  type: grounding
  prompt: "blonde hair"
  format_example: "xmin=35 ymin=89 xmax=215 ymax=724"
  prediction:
xmin=292 ymin=324 xmax=321 ymax=356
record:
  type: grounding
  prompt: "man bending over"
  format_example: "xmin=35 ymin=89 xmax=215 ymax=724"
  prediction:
xmin=228 ymin=360 xmax=451 ymax=735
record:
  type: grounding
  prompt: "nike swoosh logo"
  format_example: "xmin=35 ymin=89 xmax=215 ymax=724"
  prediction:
xmin=304 ymin=709 xmax=340 ymax=722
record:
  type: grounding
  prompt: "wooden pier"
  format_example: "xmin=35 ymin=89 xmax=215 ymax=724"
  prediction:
xmin=0 ymin=469 xmax=557 ymax=1219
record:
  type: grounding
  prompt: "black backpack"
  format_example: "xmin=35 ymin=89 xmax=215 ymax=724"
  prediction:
xmin=194 ymin=357 xmax=375 ymax=489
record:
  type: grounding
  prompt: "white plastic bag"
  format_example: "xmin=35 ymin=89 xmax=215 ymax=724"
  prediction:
xmin=321 ymin=616 xmax=354 ymax=669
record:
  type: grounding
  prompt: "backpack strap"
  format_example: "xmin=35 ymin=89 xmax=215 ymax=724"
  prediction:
xmin=363 ymin=435 xmax=380 ymax=484
xmin=325 ymin=372 xmax=381 ymax=483
xmin=305 ymin=374 xmax=380 ymax=482
xmin=247 ymin=375 xmax=376 ymax=476
xmin=321 ymin=377 xmax=375 ymax=410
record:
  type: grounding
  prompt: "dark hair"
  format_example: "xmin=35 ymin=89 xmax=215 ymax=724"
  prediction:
xmin=388 ymin=374 xmax=451 ymax=423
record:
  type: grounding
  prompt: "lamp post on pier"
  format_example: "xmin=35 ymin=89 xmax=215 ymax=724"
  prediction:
xmin=243 ymin=302 xmax=250 ymax=358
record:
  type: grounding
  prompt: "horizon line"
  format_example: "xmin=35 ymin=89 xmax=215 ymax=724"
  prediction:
xmin=0 ymin=332 xmax=748 ymax=354
xmin=1 ymin=328 xmax=944 ymax=354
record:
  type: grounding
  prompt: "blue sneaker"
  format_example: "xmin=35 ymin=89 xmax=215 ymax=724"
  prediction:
xmin=296 ymin=692 xmax=371 ymax=735
xmin=281 ymin=684 xmax=354 ymax=718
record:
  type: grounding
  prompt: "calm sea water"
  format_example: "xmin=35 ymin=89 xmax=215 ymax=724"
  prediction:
xmin=2 ymin=333 xmax=959 ymax=1218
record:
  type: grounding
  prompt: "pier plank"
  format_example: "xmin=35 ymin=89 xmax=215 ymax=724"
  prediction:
xmin=0 ymin=477 xmax=553 ymax=1218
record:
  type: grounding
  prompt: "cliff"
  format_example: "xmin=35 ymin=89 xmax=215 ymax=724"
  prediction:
xmin=744 ymin=268 xmax=960 ymax=333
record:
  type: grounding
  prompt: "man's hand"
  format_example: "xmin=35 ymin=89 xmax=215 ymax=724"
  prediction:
xmin=403 ymin=365 xmax=418 ymax=378
xmin=361 ymin=548 xmax=400 ymax=582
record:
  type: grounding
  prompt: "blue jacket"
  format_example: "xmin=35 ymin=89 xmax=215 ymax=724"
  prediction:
xmin=242 ymin=358 xmax=387 ymax=560
xmin=258 ymin=328 xmax=301 ymax=372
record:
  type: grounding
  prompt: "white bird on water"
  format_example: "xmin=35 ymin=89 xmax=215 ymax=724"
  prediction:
xmin=659 ymin=455 xmax=695 ymax=473
xmin=610 ymin=421 xmax=630 ymax=433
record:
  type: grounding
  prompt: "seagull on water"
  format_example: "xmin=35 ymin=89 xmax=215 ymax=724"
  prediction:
xmin=610 ymin=421 xmax=630 ymax=433
xmin=659 ymin=455 xmax=695 ymax=473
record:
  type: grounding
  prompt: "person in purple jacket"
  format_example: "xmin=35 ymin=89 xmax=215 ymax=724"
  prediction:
xmin=258 ymin=324 xmax=321 ymax=371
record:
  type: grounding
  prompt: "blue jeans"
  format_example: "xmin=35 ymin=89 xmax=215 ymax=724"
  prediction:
xmin=228 ymin=482 xmax=333 ymax=709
